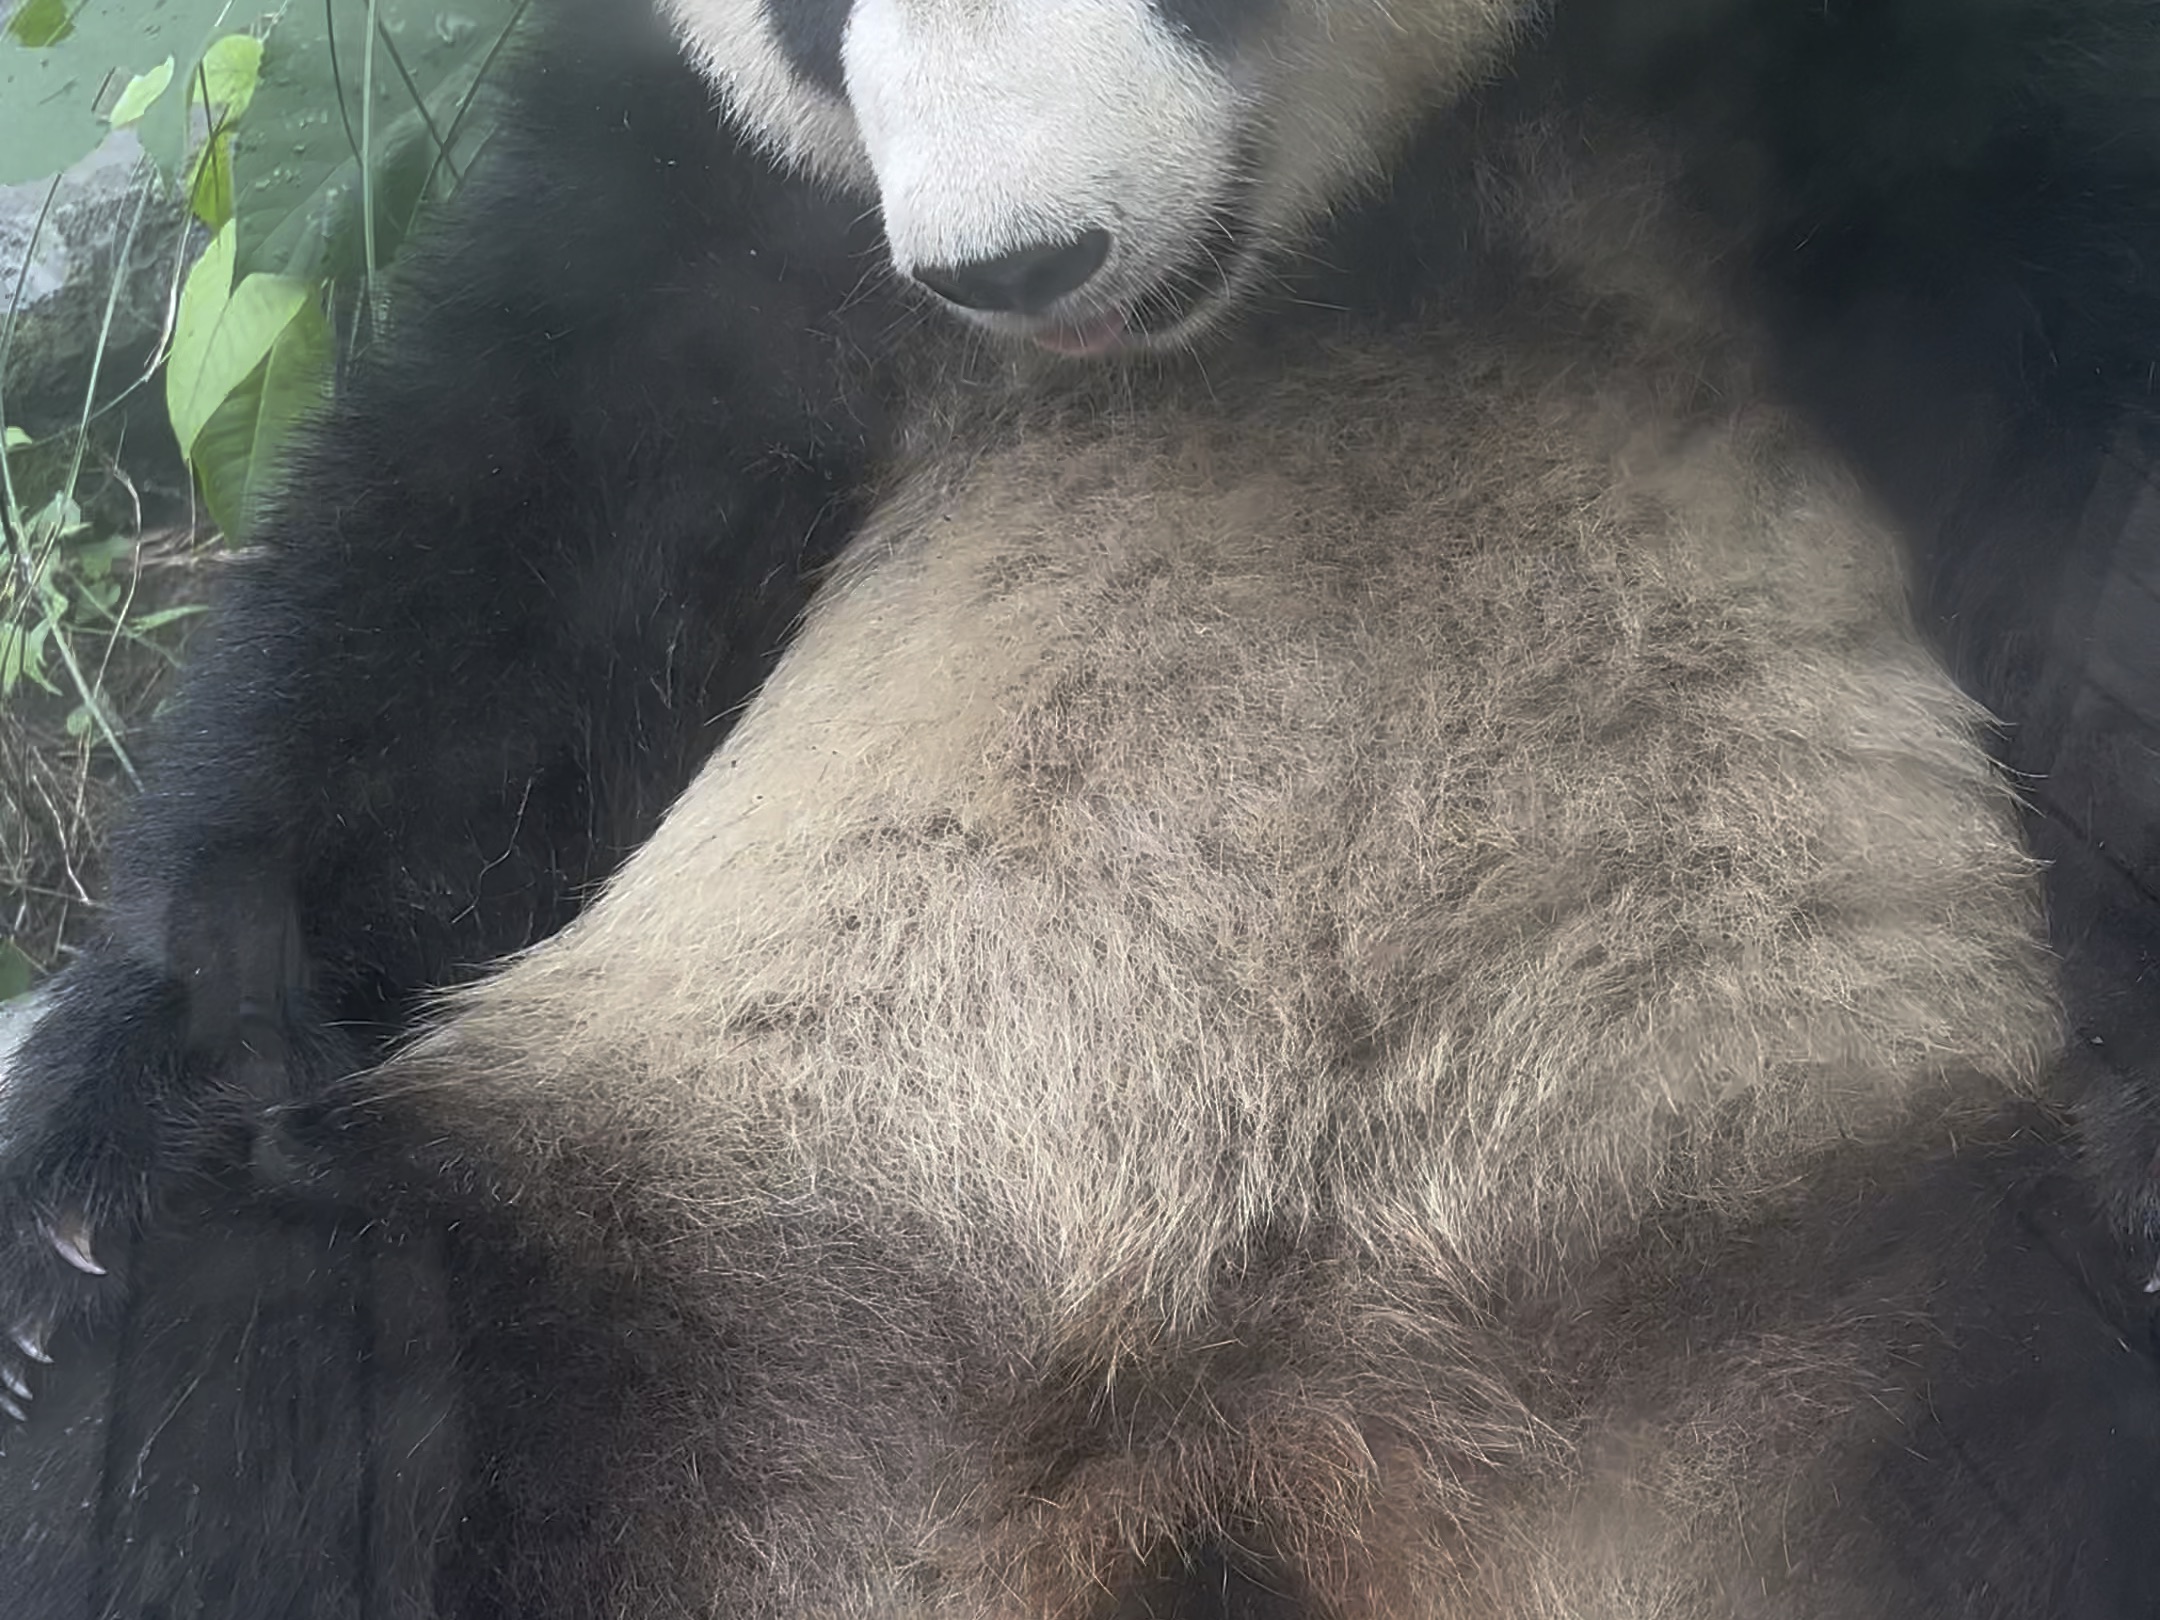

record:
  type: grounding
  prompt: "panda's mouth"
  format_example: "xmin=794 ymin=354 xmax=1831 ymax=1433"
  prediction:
xmin=998 ymin=200 xmax=1257 ymax=358
xmin=1031 ymin=308 xmax=1137 ymax=357
xmin=954 ymin=193 xmax=1261 ymax=358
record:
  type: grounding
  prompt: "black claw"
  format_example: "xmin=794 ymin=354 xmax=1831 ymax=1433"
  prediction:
xmin=0 ymin=1391 xmax=23 ymax=1423
xmin=0 ymin=1362 xmax=26 ymax=1400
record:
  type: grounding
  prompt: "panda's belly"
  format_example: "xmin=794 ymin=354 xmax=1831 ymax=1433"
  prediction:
xmin=437 ymin=326 xmax=2054 ymax=1324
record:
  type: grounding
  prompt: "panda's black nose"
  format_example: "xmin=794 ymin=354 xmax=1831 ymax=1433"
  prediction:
xmin=911 ymin=228 xmax=1112 ymax=315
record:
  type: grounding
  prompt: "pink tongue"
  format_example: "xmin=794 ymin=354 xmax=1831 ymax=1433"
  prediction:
xmin=1035 ymin=309 xmax=1128 ymax=356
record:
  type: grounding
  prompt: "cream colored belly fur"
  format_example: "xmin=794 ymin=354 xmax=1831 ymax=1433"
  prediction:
xmin=385 ymin=316 xmax=2056 ymax=1615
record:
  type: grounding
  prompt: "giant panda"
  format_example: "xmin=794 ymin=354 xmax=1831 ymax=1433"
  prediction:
xmin=7 ymin=0 xmax=2160 ymax=1613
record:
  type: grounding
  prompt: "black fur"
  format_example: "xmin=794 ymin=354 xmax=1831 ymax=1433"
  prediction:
xmin=1150 ymin=0 xmax=1278 ymax=56
xmin=0 ymin=0 xmax=902 ymax=1335
xmin=7 ymin=0 xmax=2160 ymax=1613
xmin=770 ymin=0 xmax=855 ymax=97
xmin=0 ymin=5 xmax=907 ymax=1595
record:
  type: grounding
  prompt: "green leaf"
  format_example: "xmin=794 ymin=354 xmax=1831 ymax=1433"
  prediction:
xmin=2 ymin=615 xmax=57 ymax=697
xmin=0 ymin=628 xmax=25 ymax=698
xmin=180 ymin=270 xmax=314 ymax=458
xmin=168 ymin=221 xmax=317 ymax=464
xmin=0 ymin=939 xmax=38 ymax=1002
xmin=6 ymin=0 xmax=73 ymax=48
xmin=180 ymin=33 xmax=265 ymax=230
xmin=23 ymin=489 xmax=84 ymax=546
xmin=69 ymin=534 xmax=133 ymax=570
xmin=106 ymin=53 xmax=172 ymax=127
xmin=0 ymin=0 xmax=232 ymax=183
xmin=125 ymin=603 xmax=210 ymax=632
xmin=194 ymin=31 xmax=262 ymax=120
xmin=189 ymin=292 xmax=331 ymax=540
xmin=167 ymin=217 xmax=235 ymax=451
xmin=187 ymin=127 xmax=235 ymax=229
xmin=69 ymin=551 xmax=115 ymax=587
xmin=233 ymin=0 xmax=526 ymax=278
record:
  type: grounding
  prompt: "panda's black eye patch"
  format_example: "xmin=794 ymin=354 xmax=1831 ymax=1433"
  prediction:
xmin=1153 ymin=0 xmax=1273 ymax=56
xmin=771 ymin=0 xmax=852 ymax=97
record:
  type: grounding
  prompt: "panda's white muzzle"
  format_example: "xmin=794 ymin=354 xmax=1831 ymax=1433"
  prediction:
xmin=840 ymin=0 xmax=1252 ymax=352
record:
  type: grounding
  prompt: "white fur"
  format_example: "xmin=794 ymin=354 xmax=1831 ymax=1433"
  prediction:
xmin=664 ymin=0 xmax=1534 ymax=340
xmin=842 ymin=0 xmax=1233 ymax=291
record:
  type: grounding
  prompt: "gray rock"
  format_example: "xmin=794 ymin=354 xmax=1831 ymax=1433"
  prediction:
xmin=0 ymin=128 xmax=196 ymax=437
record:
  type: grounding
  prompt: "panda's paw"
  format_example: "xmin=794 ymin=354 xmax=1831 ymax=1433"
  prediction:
xmin=0 ymin=958 xmax=288 ymax=1433
xmin=0 ymin=1176 xmax=136 ymax=1433
xmin=0 ymin=1123 xmax=266 ymax=1436
xmin=0 ymin=1001 xmax=105 ymax=1425
xmin=0 ymin=1212 xmax=114 ymax=1415
xmin=0 ymin=1069 xmax=187 ymax=1419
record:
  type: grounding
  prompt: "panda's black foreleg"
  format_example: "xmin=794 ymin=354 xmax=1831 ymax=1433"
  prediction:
xmin=0 ymin=0 xmax=904 ymax=1585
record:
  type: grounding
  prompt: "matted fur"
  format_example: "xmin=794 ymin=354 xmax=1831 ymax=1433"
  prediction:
xmin=370 ymin=166 xmax=2058 ymax=1614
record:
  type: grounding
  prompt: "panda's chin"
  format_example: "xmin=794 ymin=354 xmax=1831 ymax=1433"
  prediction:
xmin=1004 ymin=228 xmax=1256 ymax=359
xmin=918 ymin=194 xmax=1260 ymax=360
xmin=1030 ymin=309 xmax=1135 ymax=358
xmin=997 ymin=295 xmax=1230 ymax=360
xmin=969 ymin=288 xmax=1232 ymax=361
